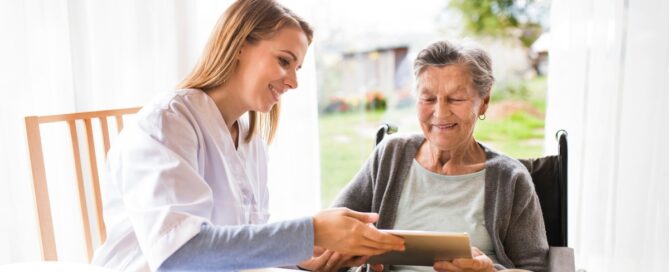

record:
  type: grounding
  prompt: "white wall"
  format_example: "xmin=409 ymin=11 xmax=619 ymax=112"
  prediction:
xmin=0 ymin=0 xmax=320 ymax=263
xmin=545 ymin=0 xmax=669 ymax=270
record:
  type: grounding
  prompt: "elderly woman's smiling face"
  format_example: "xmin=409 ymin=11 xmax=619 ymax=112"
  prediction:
xmin=416 ymin=64 xmax=489 ymax=151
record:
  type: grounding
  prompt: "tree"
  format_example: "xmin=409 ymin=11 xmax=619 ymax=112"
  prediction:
xmin=449 ymin=0 xmax=548 ymax=47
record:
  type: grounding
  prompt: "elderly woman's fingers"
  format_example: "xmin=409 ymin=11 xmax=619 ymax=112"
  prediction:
xmin=322 ymin=252 xmax=347 ymax=272
xmin=298 ymin=250 xmax=334 ymax=271
xmin=342 ymin=255 xmax=369 ymax=267
xmin=451 ymin=258 xmax=477 ymax=269
xmin=470 ymin=246 xmax=484 ymax=257
xmin=452 ymin=255 xmax=494 ymax=271
xmin=434 ymin=260 xmax=464 ymax=272
xmin=314 ymin=246 xmax=326 ymax=256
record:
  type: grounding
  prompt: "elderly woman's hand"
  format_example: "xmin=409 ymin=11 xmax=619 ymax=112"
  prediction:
xmin=298 ymin=246 xmax=373 ymax=272
xmin=433 ymin=247 xmax=497 ymax=272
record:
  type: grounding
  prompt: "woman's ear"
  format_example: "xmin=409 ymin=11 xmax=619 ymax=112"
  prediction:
xmin=479 ymin=95 xmax=490 ymax=115
xmin=237 ymin=43 xmax=246 ymax=60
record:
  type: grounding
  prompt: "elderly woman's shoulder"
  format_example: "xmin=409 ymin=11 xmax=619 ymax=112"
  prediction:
xmin=378 ymin=133 xmax=424 ymax=150
xmin=370 ymin=133 xmax=424 ymax=161
xmin=480 ymin=143 xmax=531 ymax=179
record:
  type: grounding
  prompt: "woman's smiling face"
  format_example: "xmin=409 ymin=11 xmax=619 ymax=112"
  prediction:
xmin=235 ymin=26 xmax=309 ymax=113
xmin=416 ymin=64 xmax=489 ymax=151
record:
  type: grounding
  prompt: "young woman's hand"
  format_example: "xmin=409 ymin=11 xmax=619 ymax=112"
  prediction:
xmin=312 ymin=208 xmax=405 ymax=256
xmin=433 ymin=247 xmax=497 ymax=272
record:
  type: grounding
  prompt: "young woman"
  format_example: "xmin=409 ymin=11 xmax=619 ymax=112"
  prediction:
xmin=92 ymin=1 xmax=404 ymax=271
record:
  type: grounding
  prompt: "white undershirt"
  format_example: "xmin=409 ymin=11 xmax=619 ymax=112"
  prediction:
xmin=392 ymin=159 xmax=497 ymax=272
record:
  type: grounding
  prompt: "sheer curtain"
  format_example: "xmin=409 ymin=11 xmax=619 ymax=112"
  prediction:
xmin=266 ymin=0 xmax=321 ymax=222
xmin=545 ymin=0 xmax=669 ymax=270
xmin=0 ymin=0 xmax=320 ymax=263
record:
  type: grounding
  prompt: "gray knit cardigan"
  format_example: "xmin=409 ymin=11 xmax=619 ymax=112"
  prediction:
xmin=332 ymin=134 xmax=548 ymax=271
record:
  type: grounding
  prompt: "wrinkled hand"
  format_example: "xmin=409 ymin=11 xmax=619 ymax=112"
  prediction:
xmin=298 ymin=246 xmax=371 ymax=272
xmin=313 ymin=208 xmax=405 ymax=256
xmin=433 ymin=247 xmax=496 ymax=272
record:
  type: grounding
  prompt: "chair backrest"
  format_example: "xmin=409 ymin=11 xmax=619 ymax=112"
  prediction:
xmin=518 ymin=130 xmax=568 ymax=247
xmin=24 ymin=107 xmax=140 ymax=262
xmin=374 ymin=127 xmax=569 ymax=247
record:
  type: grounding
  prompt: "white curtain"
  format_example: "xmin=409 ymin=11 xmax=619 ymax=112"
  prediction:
xmin=266 ymin=0 xmax=321 ymax=222
xmin=0 ymin=0 xmax=320 ymax=263
xmin=545 ymin=0 xmax=669 ymax=271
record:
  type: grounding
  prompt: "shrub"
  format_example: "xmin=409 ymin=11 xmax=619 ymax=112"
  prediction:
xmin=365 ymin=91 xmax=387 ymax=112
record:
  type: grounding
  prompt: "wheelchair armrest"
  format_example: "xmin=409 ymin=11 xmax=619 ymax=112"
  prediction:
xmin=548 ymin=246 xmax=575 ymax=272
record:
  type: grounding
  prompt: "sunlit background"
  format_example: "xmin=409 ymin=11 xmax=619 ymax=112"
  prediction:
xmin=311 ymin=0 xmax=551 ymax=207
xmin=1 ymin=0 xmax=668 ymax=271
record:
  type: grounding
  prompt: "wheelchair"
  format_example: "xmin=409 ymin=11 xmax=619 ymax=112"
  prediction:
xmin=375 ymin=124 xmax=575 ymax=272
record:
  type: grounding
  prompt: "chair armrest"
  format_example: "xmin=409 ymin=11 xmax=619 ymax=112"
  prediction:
xmin=548 ymin=246 xmax=574 ymax=272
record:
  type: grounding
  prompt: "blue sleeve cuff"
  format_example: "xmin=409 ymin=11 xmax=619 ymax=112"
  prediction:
xmin=158 ymin=216 xmax=315 ymax=271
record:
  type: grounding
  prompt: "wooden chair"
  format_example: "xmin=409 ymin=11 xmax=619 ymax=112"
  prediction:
xmin=24 ymin=107 xmax=140 ymax=262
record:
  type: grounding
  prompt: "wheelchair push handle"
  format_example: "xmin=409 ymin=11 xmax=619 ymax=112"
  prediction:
xmin=375 ymin=123 xmax=398 ymax=146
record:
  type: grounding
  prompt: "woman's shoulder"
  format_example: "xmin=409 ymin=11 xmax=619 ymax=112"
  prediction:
xmin=128 ymin=89 xmax=214 ymax=139
xmin=137 ymin=89 xmax=212 ymax=123
xmin=140 ymin=89 xmax=208 ymax=114
xmin=481 ymin=143 xmax=526 ymax=170
xmin=379 ymin=133 xmax=424 ymax=150
xmin=481 ymin=143 xmax=533 ymax=185
xmin=369 ymin=133 xmax=423 ymax=168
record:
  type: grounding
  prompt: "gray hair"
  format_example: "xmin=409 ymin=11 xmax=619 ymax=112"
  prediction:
xmin=413 ymin=40 xmax=494 ymax=98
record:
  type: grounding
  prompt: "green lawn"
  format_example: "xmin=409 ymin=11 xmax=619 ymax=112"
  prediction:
xmin=474 ymin=111 xmax=545 ymax=158
xmin=318 ymin=110 xmax=385 ymax=208
xmin=318 ymin=77 xmax=548 ymax=207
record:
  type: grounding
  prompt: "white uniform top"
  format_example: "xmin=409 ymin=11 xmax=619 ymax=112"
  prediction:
xmin=92 ymin=89 xmax=270 ymax=272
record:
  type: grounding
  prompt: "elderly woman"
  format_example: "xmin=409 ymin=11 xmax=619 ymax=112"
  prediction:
xmin=332 ymin=40 xmax=549 ymax=272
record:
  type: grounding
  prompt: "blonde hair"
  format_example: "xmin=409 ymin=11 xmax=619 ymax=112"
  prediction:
xmin=178 ymin=0 xmax=313 ymax=144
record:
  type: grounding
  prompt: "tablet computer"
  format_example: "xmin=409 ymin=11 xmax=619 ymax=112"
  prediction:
xmin=367 ymin=230 xmax=472 ymax=266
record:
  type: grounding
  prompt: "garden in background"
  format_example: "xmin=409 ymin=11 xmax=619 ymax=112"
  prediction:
xmin=319 ymin=76 xmax=547 ymax=207
xmin=313 ymin=0 xmax=551 ymax=207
